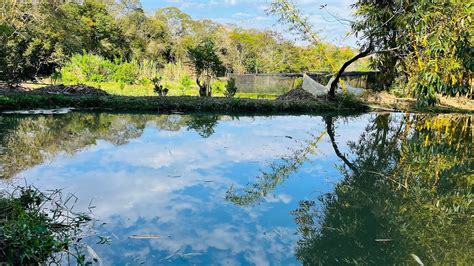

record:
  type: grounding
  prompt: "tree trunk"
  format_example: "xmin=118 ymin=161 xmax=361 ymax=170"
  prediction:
xmin=206 ymin=76 xmax=212 ymax=97
xmin=328 ymin=46 xmax=373 ymax=99
xmin=196 ymin=78 xmax=208 ymax=97
xmin=324 ymin=116 xmax=358 ymax=174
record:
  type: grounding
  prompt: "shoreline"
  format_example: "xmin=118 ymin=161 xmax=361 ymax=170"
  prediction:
xmin=0 ymin=93 xmax=472 ymax=115
xmin=0 ymin=94 xmax=369 ymax=115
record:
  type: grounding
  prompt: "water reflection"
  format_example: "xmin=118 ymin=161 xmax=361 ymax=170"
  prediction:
xmin=0 ymin=113 xmax=221 ymax=179
xmin=0 ymin=112 xmax=471 ymax=264
xmin=228 ymin=113 xmax=472 ymax=264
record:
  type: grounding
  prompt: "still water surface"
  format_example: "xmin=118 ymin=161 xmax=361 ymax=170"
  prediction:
xmin=0 ymin=112 xmax=472 ymax=265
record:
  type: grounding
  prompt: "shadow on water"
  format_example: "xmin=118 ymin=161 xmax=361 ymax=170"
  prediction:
xmin=226 ymin=113 xmax=473 ymax=264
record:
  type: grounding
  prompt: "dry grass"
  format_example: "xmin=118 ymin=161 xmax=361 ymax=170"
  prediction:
xmin=362 ymin=91 xmax=474 ymax=113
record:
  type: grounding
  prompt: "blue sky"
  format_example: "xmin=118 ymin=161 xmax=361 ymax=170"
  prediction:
xmin=140 ymin=0 xmax=358 ymax=47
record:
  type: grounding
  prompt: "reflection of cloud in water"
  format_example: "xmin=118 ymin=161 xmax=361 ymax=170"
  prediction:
xmin=5 ymin=114 xmax=373 ymax=264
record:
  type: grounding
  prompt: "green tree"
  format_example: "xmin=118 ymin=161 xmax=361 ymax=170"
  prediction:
xmin=270 ymin=0 xmax=472 ymax=104
xmin=187 ymin=39 xmax=225 ymax=96
xmin=0 ymin=1 xmax=130 ymax=83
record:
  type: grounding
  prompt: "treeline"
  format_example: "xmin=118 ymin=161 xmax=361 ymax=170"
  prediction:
xmin=0 ymin=0 xmax=366 ymax=84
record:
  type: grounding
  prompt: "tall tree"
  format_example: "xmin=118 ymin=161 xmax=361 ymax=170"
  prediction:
xmin=270 ymin=0 xmax=472 ymax=104
xmin=187 ymin=39 xmax=225 ymax=96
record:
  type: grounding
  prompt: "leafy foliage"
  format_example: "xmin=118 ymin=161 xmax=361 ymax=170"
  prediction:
xmin=0 ymin=0 xmax=364 ymax=85
xmin=224 ymin=77 xmax=238 ymax=97
xmin=187 ymin=39 xmax=225 ymax=96
xmin=0 ymin=186 xmax=93 ymax=264
xmin=352 ymin=0 xmax=473 ymax=105
xmin=0 ymin=1 xmax=129 ymax=83
xmin=59 ymin=54 xmax=160 ymax=85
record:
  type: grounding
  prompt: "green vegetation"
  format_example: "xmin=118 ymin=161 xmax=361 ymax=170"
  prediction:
xmin=352 ymin=0 xmax=473 ymax=106
xmin=2 ymin=0 xmax=468 ymax=108
xmin=0 ymin=94 xmax=368 ymax=115
xmin=58 ymin=54 xmax=159 ymax=85
xmin=0 ymin=0 xmax=365 ymax=88
xmin=269 ymin=0 xmax=472 ymax=105
xmin=0 ymin=0 xmax=370 ymax=105
xmin=225 ymin=77 xmax=238 ymax=98
xmin=187 ymin=39 xmax=226 ymax=96
xmin=0 ymin=186 xmax=93 ymax=264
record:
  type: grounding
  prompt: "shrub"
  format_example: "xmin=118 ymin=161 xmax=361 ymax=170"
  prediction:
xmin=293 ymin=77 xmax=303 ymax=89
xmin=60 ymin=54 xmax=114 ymax=84
xmin=212 ymin=79 xmax=226 ymax=94
xmin=180 ymin=75 xmax=193 ymax=95
xmin=59 ymin=54 xmax=160 ymax=85
xmin=224 ymin=77 xmax=238 ymax=97
xmin=0 ymin=186 xmax=93 ymax=264
xmin=112 ymin=60 xmax=139 ymax=84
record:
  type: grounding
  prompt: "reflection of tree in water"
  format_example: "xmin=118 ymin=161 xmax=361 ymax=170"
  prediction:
xmin=186 ymin=114 xmax=220 ymax=138
xmin=225 ymin=113 xmax=472 ymax=264
xmin=294 ymin=114 xmax=473 ymax=265
xmin=226 ymin=132 xmax=326 ymax=205
xmin=0 ymin=113 xmax=222 ymax=179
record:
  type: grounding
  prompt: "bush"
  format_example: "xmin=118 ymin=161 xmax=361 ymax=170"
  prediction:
xmin=112 ymin=60 xmax=139 ymax=84
xmin=180 ymin=75 xmax=193 ymax=95
xmin=224 ymin=77 xmax=238 ymax=97
xmin=59 ymin=54 xmax=159 ymax=85
xmin=293 ymin=77 xmax=303 ymax=89
xmin=0 ymin=186 xmax=93 ymax=264
xmin=212 ymin=79 xmax=226 ymax=94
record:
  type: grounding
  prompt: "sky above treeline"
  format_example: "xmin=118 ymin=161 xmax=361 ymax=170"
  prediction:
xmin=140 ymin=0 xmax=358 ymax=47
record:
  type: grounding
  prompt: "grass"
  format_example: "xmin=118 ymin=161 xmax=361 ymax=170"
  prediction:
xmin=26 ymin=81 xmax=281 ymax=99
xmin=0 ymin=186 xmax=93 ymax=264
xmin=10 ymin=82 xmax=473 ymax=114
xmin=362 ymin=91 xmax=474 ymax=114
xmin=0 ymin=94 xmax=369 ymax=114
xmin=235 ymin=93 xmax=279 ymax=100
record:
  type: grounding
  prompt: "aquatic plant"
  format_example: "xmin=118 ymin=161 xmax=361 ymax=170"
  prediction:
xmin=0 ymin=186 xmax=94 ymax=264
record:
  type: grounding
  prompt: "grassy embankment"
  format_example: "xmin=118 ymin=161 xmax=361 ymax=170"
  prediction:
xmin=1 ymin=92 xmax=472 ymax=114
xmin=3 ymin=83 xmax=472 ymax=114
xmin=0 ymin=93 xmax=368 ymax=114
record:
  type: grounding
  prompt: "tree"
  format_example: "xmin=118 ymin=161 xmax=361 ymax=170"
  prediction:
xmin=157 ymin=7 xmax=194 ymax=62
xmin=0 ymin=0 xmax=130 ymax=83
xmin=354 ymin=0 xmax=472 ymax=106
xmin=269 ymin=0 xmax=472 ymax=104
xmin=74 ymin=0 xmax=130 ymax=59
xmin=187 ymin=39 xmax=225 ymax=97
xmin=267 ymin=0 xmax=342 ymax=99
xmin=0 ymin=2 xmax=77 ymax=83
xmin=403 ymin=0 xmax=472 ymax=105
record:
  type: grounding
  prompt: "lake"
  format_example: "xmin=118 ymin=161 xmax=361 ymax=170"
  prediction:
xmin=0 ymin=112 xmax=472 ymax=265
